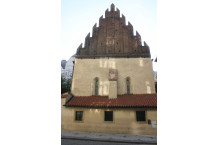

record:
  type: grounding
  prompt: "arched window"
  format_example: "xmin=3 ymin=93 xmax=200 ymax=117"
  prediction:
xmin=126 ymin=77 xmax=130 ymax=94
xmin=95 ymin=78 xmax=99 ymax=96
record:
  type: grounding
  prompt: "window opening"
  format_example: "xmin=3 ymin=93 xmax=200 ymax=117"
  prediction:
xmin=105 ymin=111 xmax=113 ymax=121
xmin=75 ymin=111 xmax=83 ymax=121
xmin=126 ymin=77 xmax=130 ymax=94
xmin=136 ymin=111 xmax=146 ymax=121
xmin=95 ymin=78 xmax=99 ymax=96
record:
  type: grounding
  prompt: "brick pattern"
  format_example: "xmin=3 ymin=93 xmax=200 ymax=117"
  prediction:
xmin=76 ymin=4 xmax=150 ymax=58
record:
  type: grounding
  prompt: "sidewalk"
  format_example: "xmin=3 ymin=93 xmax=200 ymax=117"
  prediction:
xmin=61 ymin=130 xmax=157 ymax=144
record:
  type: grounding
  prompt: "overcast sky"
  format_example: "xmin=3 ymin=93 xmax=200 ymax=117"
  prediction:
xmin=61 ymin=0 xmax=157 ymax=61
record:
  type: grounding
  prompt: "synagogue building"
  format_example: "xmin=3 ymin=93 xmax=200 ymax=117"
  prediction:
xmin=61 ymin=4 xmax=157 ymax=135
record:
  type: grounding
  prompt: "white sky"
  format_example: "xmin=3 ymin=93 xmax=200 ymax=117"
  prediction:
xmin=61 ymin=0 xmax=157 ymax=60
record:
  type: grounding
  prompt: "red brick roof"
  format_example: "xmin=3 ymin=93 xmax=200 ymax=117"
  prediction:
xmin=65 ymin=94 xmax=157 ymax=108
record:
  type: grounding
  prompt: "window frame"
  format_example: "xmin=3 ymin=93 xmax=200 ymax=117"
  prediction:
xmin=75 ymin=111 xmax=83 ymax=121
xmin=136 ymin=111 xmax=146 ymax=122
xmin=104 ymin=111 xmax=113 ymax=122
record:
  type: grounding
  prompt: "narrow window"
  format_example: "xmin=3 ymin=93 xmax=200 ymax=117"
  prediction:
xmin=155 ymin=82 xmax=157 ymax=93
xmin=126 ymin=77 xmax=130 ymax=94
xmin=136 ymin=111 xmax=146 ymax=121
xmin=75 ymin=111 xmax=83 ymax=121
xmin=105 ymin=111 xmax=113 ymax=121
xmin=95 ymin=78 xmax=99 ymax=96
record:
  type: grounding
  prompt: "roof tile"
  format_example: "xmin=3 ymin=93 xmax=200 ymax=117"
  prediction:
xmin=64 ymin=94 xmax=157 ymax=108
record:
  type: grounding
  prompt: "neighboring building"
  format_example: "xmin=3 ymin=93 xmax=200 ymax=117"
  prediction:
xmin=64 ymin=54 xmax=76 ymax=79
xmin=61 ymin=60 xmax=67 ymax=78
xmin=62 ymin=4 xmax=157 ymax=135
xmin=61 ymin=55 xmax=76 ymax=79
xmin=61 ymin=60 xmax=67 ymax=69
xmin=61 ymin=66 xmax=65 ymax=76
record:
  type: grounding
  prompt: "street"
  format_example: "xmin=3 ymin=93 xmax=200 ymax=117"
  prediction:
xmin=61 ymin=139 xmax=157 ymax=145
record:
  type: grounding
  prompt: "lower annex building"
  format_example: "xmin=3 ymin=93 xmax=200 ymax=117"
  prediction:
xmin=61 ymin=4 xmax=157 ymax=135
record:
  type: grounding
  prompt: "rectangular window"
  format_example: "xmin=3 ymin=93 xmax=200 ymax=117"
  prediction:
xmin=75 ymin=111 xmax=83 ymax=121
xmin=105 ymin=111 xmax=113 ymax=121
xmin=136 ymin=111 xmax=146 ymax=121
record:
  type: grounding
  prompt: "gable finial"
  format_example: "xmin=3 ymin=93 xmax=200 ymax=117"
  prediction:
xmin=111 ymin=3 xmax=115 ymax=11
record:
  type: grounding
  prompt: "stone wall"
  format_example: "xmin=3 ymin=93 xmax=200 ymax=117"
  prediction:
xmin=61 ymin=105 xmax=157 ymax=135
xmin=71 ymin=57 xmax=155 ymax=96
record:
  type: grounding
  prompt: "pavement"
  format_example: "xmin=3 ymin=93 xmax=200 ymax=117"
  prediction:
xmin=61 ymin=130 xmax=157 ymax=144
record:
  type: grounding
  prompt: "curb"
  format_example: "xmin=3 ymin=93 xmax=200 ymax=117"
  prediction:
xmin=61 ymin=136 xmax=157 ymax=144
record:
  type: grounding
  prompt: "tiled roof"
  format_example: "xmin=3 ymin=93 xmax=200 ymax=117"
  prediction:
xmin=64 ymin=94 xmax=157 ymax=108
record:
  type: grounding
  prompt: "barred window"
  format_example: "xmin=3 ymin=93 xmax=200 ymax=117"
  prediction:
xmin=105 ymin=111 xmax=113 ymax=121
xmin=75 ymin=111 xmax=83 ymax=121
xmin=136 ymin=111 xmax=146 ymax=121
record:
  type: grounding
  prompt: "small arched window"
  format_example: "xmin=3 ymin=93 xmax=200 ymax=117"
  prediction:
xmin=126 ymin=77 xmax=130 ymax=94
xmin=95 ymin=78 xmax=99 ymax=96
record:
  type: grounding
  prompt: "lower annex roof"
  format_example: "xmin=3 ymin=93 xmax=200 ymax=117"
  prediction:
xmin=64 ymin=94 xmax=157 ymax=108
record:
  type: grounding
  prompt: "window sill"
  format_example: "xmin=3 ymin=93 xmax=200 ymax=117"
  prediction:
xmin=104 ymin=121 xmax=114 ymax=123
xmin=136 ymin=121 xmax=147 ymax=124
xmin=74 ymin=120 xmax=84 ymax=123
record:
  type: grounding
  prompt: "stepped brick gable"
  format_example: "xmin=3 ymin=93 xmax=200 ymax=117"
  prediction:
xmin=76 ymin=4 xmax=151 ymax=58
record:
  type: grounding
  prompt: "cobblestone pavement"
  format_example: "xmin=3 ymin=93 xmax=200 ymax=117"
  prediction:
xmin=61 ymin=139 xmax=157 ymax=145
